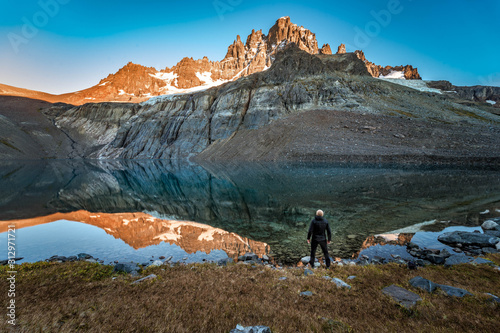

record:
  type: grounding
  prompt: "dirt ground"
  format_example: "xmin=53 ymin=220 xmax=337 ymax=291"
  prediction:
xmin=197 ymin=109 xmax=500 ymax=165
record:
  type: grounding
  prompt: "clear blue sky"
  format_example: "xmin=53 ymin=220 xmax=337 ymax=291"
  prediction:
xmin=0 ymin=0 xmax=498 ymax=94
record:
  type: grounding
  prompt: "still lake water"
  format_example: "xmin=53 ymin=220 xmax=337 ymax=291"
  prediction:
xmin=0 ymin=159 xmax=499 ymax=264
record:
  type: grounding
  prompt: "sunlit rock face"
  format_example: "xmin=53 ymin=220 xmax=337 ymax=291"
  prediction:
xmin=0 ymin=211 xmax=269 ymax=260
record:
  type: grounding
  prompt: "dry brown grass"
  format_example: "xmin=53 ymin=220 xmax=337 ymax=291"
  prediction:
xmin=1 ymin=255 xmax=499 ymax=333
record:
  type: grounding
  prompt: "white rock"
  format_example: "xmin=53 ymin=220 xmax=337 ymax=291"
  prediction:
xmin=149 ymin=260 xmax=164 ymax=267
xmin=482 ymin=220 xmax=499 ymax=230
xmin=331 ymin=278 xmax=351 ymax=289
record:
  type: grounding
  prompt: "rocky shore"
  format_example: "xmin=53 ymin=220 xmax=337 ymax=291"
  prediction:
xmin=18 ymin=218 xmax=499 ymax=276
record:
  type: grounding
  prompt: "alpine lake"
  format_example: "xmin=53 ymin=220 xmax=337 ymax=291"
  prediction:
xmin=1 ymin=159 xmax=499 ymax=265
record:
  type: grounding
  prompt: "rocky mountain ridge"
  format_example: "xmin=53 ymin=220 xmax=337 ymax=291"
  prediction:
xmin=1 ymin=17 xmax=423 ymax=105
xmin=427 ymin=80 xmax=500 ymax=108
xmin=2 ymin=44 xmax=491 ymax=164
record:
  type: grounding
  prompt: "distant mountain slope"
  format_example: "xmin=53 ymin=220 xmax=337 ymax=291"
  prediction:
xmin=0 ymin=83 xmax=59 ymax=102
xmin=21 ymin=44 xmax=497 ymax=165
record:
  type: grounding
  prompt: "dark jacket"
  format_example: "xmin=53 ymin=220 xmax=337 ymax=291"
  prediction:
xmin=307 ymin=215 xmax=332 ymax=242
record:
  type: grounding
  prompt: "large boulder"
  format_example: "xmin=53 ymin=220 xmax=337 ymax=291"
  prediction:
xmin=444 ymin=254 xmax=473 ymax=267
xmin=481 ymin=220 xmax=499 ymax=231
xmin=409 ymin=276 xmax=438 ymax=293
xmin=437 ymin=231 xmax=500 ymax=247
xmin=438 ymin=284 xmax=473 ymax=298
xmin=409 ymin=277 xmax=473 ymax=297
xmin=382 ymin=285 xmax=422 ymax=309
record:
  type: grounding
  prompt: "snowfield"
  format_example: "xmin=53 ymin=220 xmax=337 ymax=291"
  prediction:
xmin=377 ymin=77 xmax=443 ymax=94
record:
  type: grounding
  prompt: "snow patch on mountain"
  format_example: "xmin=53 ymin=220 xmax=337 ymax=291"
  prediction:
xmin=378 ymin=78 xmax=443 ymax=94
xmin=380 ymin=70 xmax=405 ymax=79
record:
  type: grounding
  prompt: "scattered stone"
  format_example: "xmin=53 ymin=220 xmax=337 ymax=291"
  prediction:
xmin=113 ymin=262 xmax=140 ymax=274
xmin=453 ymin=248 xmax=463 ymax=253
xmin=67 ymin=256 xmax=77 ymax=262
xmin=304 ymin=269 xmax=314 ymax=276
xmin=470 ymin=257 xmax=495 ymax=266
xmin=262 ymin=255 xmax=270 ymax=261
xmin=149 ymin=260 xmax=164 ymax=267
xmin=425 ymin=254 xmax=446 ymax=265
xmin=278 ymin=277 xmax=287 ymax=281
xmin=77 ymin=253 xmax=92 ymax=260
xmin=331 ymin=278 xmax=351 ymax=289
xmin=230 ymin=324 xmax=271 ymax=333
xmin=347 ymin=276 xmax=356 ymax=280
xmin=393 ymin=133 xmax=405 ymax=139
xmin=466 ymin=249 xmax=482 ymax=256
xmin=497 ymin=242 xmax=500 ymax=251
xmin=159 ymin=256 xmax=165 ymax=260
xmin=485 ymin=293 xmax=500 ymax=303
xmin=438 ymin=231 xmax=500 ymax=247
xmin=85 ymin=258 xmax=98 ymax=264
xmin=131 ymin=274 xmax=157 ymax=284
xmin=300 ymin=256 xmax=310 ymax=265
xmin=300 ymin=291 xmax=313 ymax=297
xmin=407 ymin=242 xmax=420 ymax=250
xmin=217 ymin=258 xmax=234 ymax=266
xmin=239 ymin=253 xmax=258 ymax=262
xmin=48 ymin=255 xmax=68 ymax=262
xmin=323 ymin=276 xmax=332 ymax=281
xmin=438 ymin=284 xmax=472 ymax=298
xmin=444 ymin=254 xmax=473 ymax=267
xmin=481 ymin=247 xmax=497 ymax=254
xmin=409 ymin=276 xmax=438 ymax=293
xmin=407 ymin=261 xmax=417 ymax=270
xmin=382 ymin=285 xmax=422 ymax=308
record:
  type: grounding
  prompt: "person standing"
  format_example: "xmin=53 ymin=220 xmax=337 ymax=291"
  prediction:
xmin=307 ymin=209 xmax=332 ymax=268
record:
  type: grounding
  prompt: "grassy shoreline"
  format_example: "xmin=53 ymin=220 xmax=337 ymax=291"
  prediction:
xmin=1 ymin=256 xmax=499 ymax=332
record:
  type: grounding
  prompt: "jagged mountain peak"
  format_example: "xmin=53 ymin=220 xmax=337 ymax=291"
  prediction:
xmin=4 ymin=17 xmax=423 ymax=105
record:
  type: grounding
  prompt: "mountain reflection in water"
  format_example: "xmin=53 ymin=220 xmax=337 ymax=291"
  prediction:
xmin=0 ymin=159 xmax=499 ymax=264
xmin=0 ymin=211 xmax=269 ymax=263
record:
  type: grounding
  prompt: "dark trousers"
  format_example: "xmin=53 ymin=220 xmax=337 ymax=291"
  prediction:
xmin=310 ymin=239 xmax=331 ymax=268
